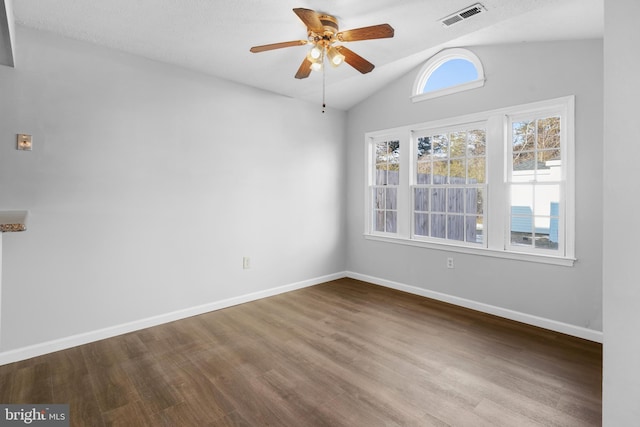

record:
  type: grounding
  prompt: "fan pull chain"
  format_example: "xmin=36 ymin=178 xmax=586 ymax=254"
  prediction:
xmin=322 ymin=50 xmax=326 ymax=113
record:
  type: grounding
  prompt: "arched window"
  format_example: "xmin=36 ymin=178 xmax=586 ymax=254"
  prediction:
xmin=412 ymin=48 xmax=485 ymax=102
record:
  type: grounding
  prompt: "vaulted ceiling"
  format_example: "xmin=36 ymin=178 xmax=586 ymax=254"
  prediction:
xmin=2 ymin=0 xmax=603 ymax=110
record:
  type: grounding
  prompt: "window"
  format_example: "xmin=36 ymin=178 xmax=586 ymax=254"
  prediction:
xmin=371 ymin=138 xmax=400 ymax=234
xmin=365 ymin=96 xmax=575 ymax=266
xmin=422 ymin=59 xmax=478 ymax=92
xmin=508 ymin=112 xmax=564 ymax=253
xmin=412 ymin=125 xmax=486 ymax=246
xmin=412 ymin=48 xmax=485 ymax=102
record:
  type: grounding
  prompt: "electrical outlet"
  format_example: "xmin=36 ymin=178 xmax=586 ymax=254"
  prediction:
xmin=447 ymin=257 xmax=454 ymax=269
xmin=243 ymin=257 xmax=250 ymax=269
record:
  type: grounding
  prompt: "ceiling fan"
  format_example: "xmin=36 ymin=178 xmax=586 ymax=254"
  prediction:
xmin=250 ymin=8 xmax=394 ymax=79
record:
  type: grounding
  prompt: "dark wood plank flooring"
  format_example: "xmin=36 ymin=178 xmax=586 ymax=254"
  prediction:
xmin=0 ymin=278 xmax=602 ymax=426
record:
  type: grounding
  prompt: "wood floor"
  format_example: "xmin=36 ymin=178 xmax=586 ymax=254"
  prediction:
xmin=0 ymin=278 xmax=602 ymax=426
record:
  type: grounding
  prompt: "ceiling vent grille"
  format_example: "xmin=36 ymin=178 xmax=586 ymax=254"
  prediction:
xmin=440 ymin=3 xmax=486 ymax=27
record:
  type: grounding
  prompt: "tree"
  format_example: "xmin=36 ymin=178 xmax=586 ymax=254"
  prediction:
xmin=512 ymin=117 xmax=560 ymax=169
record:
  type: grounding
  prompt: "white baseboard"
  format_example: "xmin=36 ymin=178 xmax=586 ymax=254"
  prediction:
xmin=346 ymin=271 xmax=603 ymax=343
xmin=0 ymin=269 xmax=602 ymax=365
xmin=0 ymin=272 xmax=346 ymax=366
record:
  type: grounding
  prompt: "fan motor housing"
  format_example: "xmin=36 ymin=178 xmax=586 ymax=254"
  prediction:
xmin=319 ymin=14 xmax=338 ymax=33
xmin=310 ymin=14 xmax=339 ymax=42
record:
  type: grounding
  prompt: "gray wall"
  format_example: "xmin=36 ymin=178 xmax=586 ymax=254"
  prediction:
xmin=346 ymin=40 xmax=603 ymax=331
xmin=0 ymin=27 xmax=347 ymax=352
xmin=603 ymin=0 xmax=640 ymax=424
xmin=6 ymin=18 xmax=640 ymax=422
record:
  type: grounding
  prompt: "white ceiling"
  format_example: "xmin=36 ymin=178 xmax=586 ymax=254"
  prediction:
xmin=8 ymin=0 xmax=603 ymax=110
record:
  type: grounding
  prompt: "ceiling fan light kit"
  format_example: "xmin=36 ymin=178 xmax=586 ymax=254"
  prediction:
xmin=250 ymin=8 xmax=394 ymax=112
xmin=327 ymin=46 xmax=345 ymax=66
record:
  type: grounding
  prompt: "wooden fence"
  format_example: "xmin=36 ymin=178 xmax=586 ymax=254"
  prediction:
xmin=376 ymin=170 xmax=481 ymax=242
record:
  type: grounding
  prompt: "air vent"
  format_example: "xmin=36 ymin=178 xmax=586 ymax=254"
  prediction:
xmin=440 ymin=3 xmax=486 ymax=27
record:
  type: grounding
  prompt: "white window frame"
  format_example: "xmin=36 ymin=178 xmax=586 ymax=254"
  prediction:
xmin=505 ymin=103 xmax=574 ymax=258
xmin=364 ymin=96 xmax=575 ymax=266
xmin=366 ymin=135 xmax=405 ymax=237
xmin=410 ymin=122 xmax=488 ymax=248
xmin=411 ymin=48 xmax=485 ymax=103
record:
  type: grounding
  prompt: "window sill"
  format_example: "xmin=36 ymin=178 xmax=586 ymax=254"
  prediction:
xmin=363 ymin=234 xmax=576 ymax=267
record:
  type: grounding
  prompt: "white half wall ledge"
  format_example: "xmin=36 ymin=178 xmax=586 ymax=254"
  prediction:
xmin=346 ymin=271 xmax=603 ymax=343
xmin=0 ymin=0 xmax=16 ymax=67
xmin=0 ymin=271 xmax=347 ymax=366
xmin=0 ymin=210 xmax=28 ymax=232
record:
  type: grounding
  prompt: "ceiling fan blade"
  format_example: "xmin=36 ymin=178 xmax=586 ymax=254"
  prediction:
xmin=337 ymin=24 xmax=394 ymax=42
xmin=250 ymin=40 xmax=308 ymax=53
xmin=293 ymin=8 xmax=324 ymax=33
xmin=334 ymin=46 xmax=375 ymax=74
xmin=295 ymin=57 xmax=313 ymax=79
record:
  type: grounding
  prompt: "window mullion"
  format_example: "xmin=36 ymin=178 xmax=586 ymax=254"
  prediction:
xmin=397 ymin=132 xmax=411 ymax=238
xmin=486 ymin=115 xmax=506 ymax=251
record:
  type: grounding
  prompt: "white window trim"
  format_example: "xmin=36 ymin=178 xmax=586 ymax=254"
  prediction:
xmin=505 ymin=105 xmax=574 ymax=258
xmin=411 ymin=48 xmax=485 ymax=103
xmin=367 ymin=136 xmax=404 ymax=237
xmin=364 ymin=96 xmax=576 ymax=267
xmin=410 ymin=121 xmax=488 ymax=247
xmin=366 ymin=134 xmax=406 ymax=238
